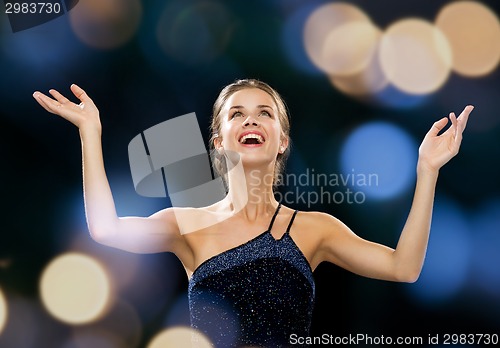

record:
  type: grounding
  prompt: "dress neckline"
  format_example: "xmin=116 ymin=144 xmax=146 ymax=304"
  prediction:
xmin=191 ymin=229 xmax=273 ymax=277
xmin=191 ymin=204 xmax=284 ymax=277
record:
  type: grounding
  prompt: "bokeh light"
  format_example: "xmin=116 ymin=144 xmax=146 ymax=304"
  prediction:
xmin=69 ymin=0 xmax=142 ymax=49
xmin=0 ymin=287 xmax=7 ymax=335
xmin=339 ymin=122 xmax=417 ymax=201
xmin=379 ymin=18 xmax=452 ymax=95
xmin=156 ymin=0 xmax=235 ymax=66
xmin=436 ymin=1 xmax=500 ymax=77
xmin=328 ymin=25 xmax=388 ymax=97
xmin=322 ymin=21 xmax=381 ymax=77
xmin=303 ymin=2 xmax=371 ymax=74
xmin=406 ymin=197 xmax=470 ymax=304
xmin=301 ymin=1 xmax=500 ymax=103
xmin=40 ymin=252 xmax=113 ymax=325
xmin=147 ymin=326 xmax=213 ymax=348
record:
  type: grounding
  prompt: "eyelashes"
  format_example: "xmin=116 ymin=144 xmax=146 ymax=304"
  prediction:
xmin=230 ymin=110 xmax=272 ymax=119
xmin=230 ymin=111 xmax=243 ymax=118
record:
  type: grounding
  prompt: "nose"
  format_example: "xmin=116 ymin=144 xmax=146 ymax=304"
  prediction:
xmin=243 ymin=115 xmax=260 ymax=127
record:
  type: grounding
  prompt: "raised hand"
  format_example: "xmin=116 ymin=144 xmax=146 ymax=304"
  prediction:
xmin=418 ymin=105 xmax=474 ymax=173
xmin=33 ymin=84 xmax=101 ymax=133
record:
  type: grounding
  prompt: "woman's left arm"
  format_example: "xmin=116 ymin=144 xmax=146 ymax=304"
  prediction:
xmin=392 ymin=105 xmax=473 ymax=282
xmin=315 ymin=105 xmax=473 ymax=282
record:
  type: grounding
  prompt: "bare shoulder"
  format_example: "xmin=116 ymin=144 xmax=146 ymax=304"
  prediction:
xmin=151 ymin=203 xmax=235 ymax=260
xmin=294 ymin=210 xmax=347 ymax=237
xmin=148 ymin=206 xmax=206 ymax=271
xmin=289 ymin=209 xmax=350 ymax=270
xmin=149 ymin=206 xmax=180 ymax=227
xmin=292 ymin=211 xmax=358 ymax=270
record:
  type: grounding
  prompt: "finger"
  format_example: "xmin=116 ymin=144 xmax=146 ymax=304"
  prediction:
xmin=427 ymin=117 xmax=448 ymax=137
xmin=33 ymin=92 xmax=53 ymax=113
xmin=70 ymin=84 xmax=92 ymax=103
xmin=449 ymin=112 xmax=458 ymax=132
xmin=457 ymin=105 xmax=473 ymax=132
xmin=48 ymin=89 xmax=71 ymax=105
xmin=34 ymin=91 xmax=80 ymax=124
xmin=459 ymin=105 xmax=474 ymax=118
xmin=33 ymin=91 xmax=62 ymax=113
xmin=50 ymin=88 xmax=86 ymax=111
xmin=449 ymin=112 xmax=463 ymax=142
xmin=441 ymin=112 xmax=456 ymax=136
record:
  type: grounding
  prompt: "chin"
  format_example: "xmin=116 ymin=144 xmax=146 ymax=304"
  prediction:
xmin=239 ymin=152 xmax=276 ymax=168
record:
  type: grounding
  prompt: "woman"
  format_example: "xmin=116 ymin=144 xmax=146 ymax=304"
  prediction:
xmin=33 ymin=79 xmax=473 ymax=347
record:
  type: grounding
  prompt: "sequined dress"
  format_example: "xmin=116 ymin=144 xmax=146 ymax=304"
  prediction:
xmin=188 ymin=204 xmax=315 ymax=347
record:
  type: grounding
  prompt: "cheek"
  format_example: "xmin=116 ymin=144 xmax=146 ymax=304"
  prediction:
xmin=219 ymin=122 xmax=237 ymax=144
xmin=271 ymin=123 xmax=284 ymax=143
xmin=222 ymin=122 xmax=236 ymax=135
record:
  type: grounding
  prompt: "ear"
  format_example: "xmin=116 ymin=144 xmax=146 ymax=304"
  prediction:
xmin=214 ymin=136 xmax=224 ymax=152
xmin=279 ymin=136 xmax=289 ymax=154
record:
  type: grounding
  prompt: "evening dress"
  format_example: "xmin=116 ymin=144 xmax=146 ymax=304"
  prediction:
xmin=188 ymin=204 xmax=315 ymax=347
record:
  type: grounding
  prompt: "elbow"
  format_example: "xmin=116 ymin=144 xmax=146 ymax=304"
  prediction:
xmin=88 ymin=228 xmax=108 ymax=244
xmin=401 ymin=272 xmax=420 ymax=283
xmin=395 ymin=268 xmax=421 ymax=283
xmin=88 ymin=222 xmax=116 ymax=245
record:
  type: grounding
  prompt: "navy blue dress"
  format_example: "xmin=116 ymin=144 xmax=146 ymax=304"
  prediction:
xmin=188 ymin=204 xmax=315 ymax=347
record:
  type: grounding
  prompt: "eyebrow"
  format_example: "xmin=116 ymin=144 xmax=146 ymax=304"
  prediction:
xmin=229 ymin=105 xmax=273 ymax=110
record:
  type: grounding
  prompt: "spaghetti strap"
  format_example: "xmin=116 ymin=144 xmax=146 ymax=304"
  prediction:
xmin=285 ymin=210 xmax=298 ymax=235
xmin=267 ymin=203 xmax=282 ymax=231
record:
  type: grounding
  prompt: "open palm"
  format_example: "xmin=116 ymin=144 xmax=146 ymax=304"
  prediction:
xmin=33 ymin=84 xmax=101 ymax=133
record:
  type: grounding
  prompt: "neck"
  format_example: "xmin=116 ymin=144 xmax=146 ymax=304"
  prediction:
xmin=224 ymin=163 xmax=279 ymax=220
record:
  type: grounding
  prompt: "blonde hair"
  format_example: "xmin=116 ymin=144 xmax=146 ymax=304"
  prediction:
xmin=209 ymin=79 xmax=291 ymax=188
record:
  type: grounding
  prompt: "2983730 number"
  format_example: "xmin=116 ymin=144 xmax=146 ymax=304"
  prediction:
xmin=443 ymin=333 xmax=499 ymax=345
xmin=5 ymin=2 xmax=61 ymax=14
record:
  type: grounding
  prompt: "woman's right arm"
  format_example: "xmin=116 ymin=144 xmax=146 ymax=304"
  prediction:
xmin=33 ymin=85 xmax=189 ymax=256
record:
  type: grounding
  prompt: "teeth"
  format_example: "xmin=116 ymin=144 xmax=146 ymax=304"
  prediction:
xmin=239 ymin=133 xmax=264 ymax=144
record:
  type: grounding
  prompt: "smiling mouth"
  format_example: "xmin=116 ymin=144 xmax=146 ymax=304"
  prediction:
xmin=239 ymin=133 xmax=265 ymax=145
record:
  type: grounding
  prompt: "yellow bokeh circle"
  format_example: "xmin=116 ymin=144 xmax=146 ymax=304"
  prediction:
xmin=40 ymin=252 xmax=112 ymax=325
xmin=147 ymin=326 xmax=213 ymax=348
xmin=303 ymin=2 xmax=372 ymax=74
xmin=379 ymin=18 xmax=453 ymax=94
xmin=0 ymin=287 xmax=7 ymax=334
xmin=436 ymin=1 xmax=500 ymax=77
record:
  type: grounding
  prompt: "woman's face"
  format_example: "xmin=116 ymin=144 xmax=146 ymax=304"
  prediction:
xmin=216 ymin=88 xmax=286 ymax=169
